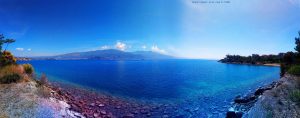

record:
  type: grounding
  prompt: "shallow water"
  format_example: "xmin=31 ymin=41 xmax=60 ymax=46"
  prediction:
xmin=19 ymin=59 xmax=279 ymax=116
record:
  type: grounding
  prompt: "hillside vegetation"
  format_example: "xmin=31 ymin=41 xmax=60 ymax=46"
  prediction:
xmin=0 ymin=34 xmax=75 ymax=118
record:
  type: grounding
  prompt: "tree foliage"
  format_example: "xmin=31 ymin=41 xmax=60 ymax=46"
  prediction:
xmin=295 ymin=31 xmax=300 ymax=53
xmin=219 ymin=54 xmax=282 ymax=64
xmin=0 ymin=51 xmax=17 ymax=66
xmin=220 ymin=31 xmax=300 ymax=77
xmin=0 ymin=34 xmax=15 ymax=54
xmin=0 ymin=34 xmax=16 ymax=67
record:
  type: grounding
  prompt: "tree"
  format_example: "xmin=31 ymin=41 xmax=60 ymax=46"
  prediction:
xmin=0 ymin=34 xmax=16 ymax=54
xmin=294 ymin=31 xmax=300 ymax=53
xmin=0 ymin=34 xmax=16 ymax=67
xmin=0 ymin=34 xmax=5 ymax=53
xmin=3 ymin=39 xmax=15 ymax=51
xmin=282 ymin=51 xmax=295 ymax=64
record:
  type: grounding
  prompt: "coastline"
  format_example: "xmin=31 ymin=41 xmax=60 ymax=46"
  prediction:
xmin=220 ymin=62 xmax=280 ymax=67
xmin=0 ymin=81 xmax=83 ymax=118
xmin=226 ymin=74 xmax=300 ymax=117
xmin=245 ymin=74 xmax=300 ymax=117
xmin=47 ymin=82 xmax=180 ymax=118
xmin=1 ymin=61 xmax=282 ymax=117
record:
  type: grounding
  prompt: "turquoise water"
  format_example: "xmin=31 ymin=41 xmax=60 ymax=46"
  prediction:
xmin=19 ymin=59 xmax=279 ymax=116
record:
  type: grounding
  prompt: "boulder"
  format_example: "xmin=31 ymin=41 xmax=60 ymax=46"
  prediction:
xmin=226 ymin=111 xmax=243 ymax=118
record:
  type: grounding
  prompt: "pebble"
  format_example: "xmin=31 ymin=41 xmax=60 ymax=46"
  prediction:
xmin=123 ymin=113 xmax=134 ymax=118
xmin=93 ymin=113 xmax=99 ymax=117
xmin=116 ymin=106 xmax=121 ymax=109
xmin=100 ymin=110 xmax=107 ymax=115
xmin=98 ymin=104 xmax=105 ymax=107
xmin=146 ymin=113 xmax=151 ymax=117
xmin=131 ymin=110 xmax=139 ymax=114
xmin=140 ymin=109 xmax=148 ymax=114
xmin=90 ymin=103 xmax=95 ymax=107
xmin=194 ymin=107 xmax=199 ymax=111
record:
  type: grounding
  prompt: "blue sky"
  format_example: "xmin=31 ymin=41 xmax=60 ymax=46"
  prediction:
xmin=0 ymin=0 xmax=300 ymax=59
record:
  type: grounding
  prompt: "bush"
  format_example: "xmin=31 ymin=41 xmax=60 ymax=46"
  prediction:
xmin=290 ymin=90 xmax=300 ymax=106
xmin=280 ymin=64 xmax=291 ymax=77
xmin=287 ymin=65 xmax=300 ymax=76
xmin=0 ymin=73 xmax=21 ymax=84
xmin=0 ymin=65 xmax=23 ymax=76
xmin=0 ymin=51 xmax=16 ymax=66
xmin=40 ymin=73 xmax=48 ymax=85
xmin=22 ymin=64 xmax=34 ymax=75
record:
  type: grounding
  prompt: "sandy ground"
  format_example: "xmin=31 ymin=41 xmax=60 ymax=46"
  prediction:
xmin=0 ymin=81 xmax=83 ymax=118
xmin=262 ymin=63 xmax=281 ymax=67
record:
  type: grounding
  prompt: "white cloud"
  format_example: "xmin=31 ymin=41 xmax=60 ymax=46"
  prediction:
xmin=115 ymin=41 xmax=126 ymax=51
xmin=16 ymin=48 xmax=24 ymax=51
xmin=27 ymin=48 xmax=31 ymax=51
xmin=142 ymin=45 xmax=147 ymax=49
xmin=101 ymin=45 xmax=110 ymax=50
xmin=151 ymin=45 xmax=167 ymax=54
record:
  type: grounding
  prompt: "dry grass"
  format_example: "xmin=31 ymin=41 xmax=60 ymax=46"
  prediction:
xmin=0 ymin=65 xmax=24 ymax=78
xmin=37 ymin=86 xmax=51 ymax=98
xmin=0 ymin=64 xmax=35 ymax=84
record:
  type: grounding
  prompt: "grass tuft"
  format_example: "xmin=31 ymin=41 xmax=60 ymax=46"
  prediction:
xmin=288 ymin=65 xmax=300 ymax=76
xmin=0 ymin=73 xmax=21 ymax=84
xmin=22 ymin=64 xmax=34 ymax=75
xmin=289 ymin=90 xmax=300 ymax=106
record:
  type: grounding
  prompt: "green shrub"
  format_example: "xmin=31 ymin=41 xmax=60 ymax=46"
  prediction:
xmin=22 ymin=64 xmax=34 ymax=75
xmin=0 ymin=51 xmax=16 ymax=66
xmin=287 ymin=65 xmax=300 ymax=76
xmin=280 ymin=63 xmax=291 ymax=77
xmin=290 ymin=90 xmax=300 ymax=105
xmin=0 ymin=73 xmax=21 ymax=84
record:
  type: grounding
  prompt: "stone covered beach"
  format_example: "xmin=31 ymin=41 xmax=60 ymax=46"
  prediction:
xmin=48 ymin=81 xmax=236 ymax=118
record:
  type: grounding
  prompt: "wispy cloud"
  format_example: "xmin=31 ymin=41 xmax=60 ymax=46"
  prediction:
xmin=142 ymin=45 xmax=147 ymax=49
xmin=115 ymin=41 xmax=126 ymax=51
xmin=27 ymin=48 xmax=31 ymax=51
xmin=101 ymin=45 xmax=110 ymax=50
xmin=151 ymin=45 xmax=166 ymax=54
xmin=16 ymin=48 xmax=24 ymax=51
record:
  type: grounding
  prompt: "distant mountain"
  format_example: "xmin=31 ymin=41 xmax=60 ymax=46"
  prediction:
xmin=32 ymin=49 xmax=174 ymax=60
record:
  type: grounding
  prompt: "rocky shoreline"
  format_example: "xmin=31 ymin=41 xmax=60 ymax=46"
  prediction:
xmin=48 ymin=82 xmax=183 ymax=118
xmin=226 ymin=74 xmax=300 ymax=118
xmin=46 ymin=78 xmax=284 ymax=118
xmin=226 ymin=81 xmax=282 ymax=117
xmin=0 ymin=80 xmax=83 ymax=118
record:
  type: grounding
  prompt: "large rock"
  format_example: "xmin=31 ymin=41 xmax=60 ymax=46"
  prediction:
xmin=226 ymin=111 xmax=243 ymax=118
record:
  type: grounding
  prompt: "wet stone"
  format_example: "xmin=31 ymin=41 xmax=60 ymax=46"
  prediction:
xmin=116 ymin=106 xmax=121 ymax=109
xmin=98 ymin=104 xmax=105 ymax=107
xmin=100 ymin=110 xmax=107 ymax=115
xmin=140 ymin=109 xmax=148 ymax=114
xmin=131 ymin=110 xmax=139 ymax=114
xmin=123 ymin=113 xmax=134 ymax=118
xmin=146 ymin=113 xmax=151 ymax=117
xmin=90 ymin=103 xmax=95 ymax=107
xmin=93 ymin=113 xmax=99 ymax=117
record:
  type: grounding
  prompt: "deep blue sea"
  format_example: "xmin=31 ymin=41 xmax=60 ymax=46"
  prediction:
xmin=19 ymin=59 xmax=279 ymax=116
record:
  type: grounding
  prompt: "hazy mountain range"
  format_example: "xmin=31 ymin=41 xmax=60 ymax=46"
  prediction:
xmin=31 ymin=49 xmax=174 ymax=60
